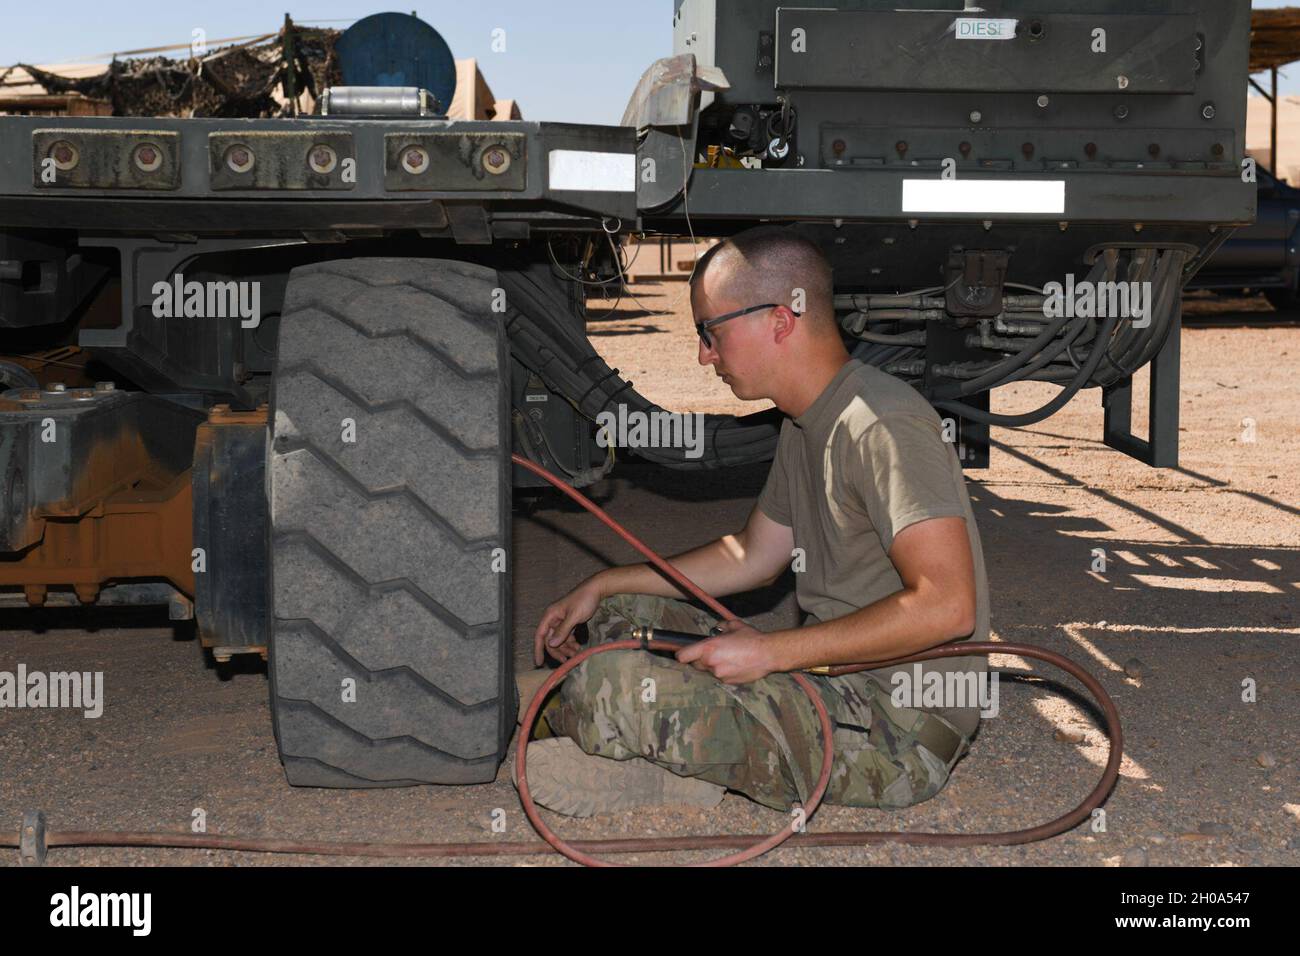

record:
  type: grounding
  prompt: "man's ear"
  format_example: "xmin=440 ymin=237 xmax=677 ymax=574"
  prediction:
xmin=772 ymin=305 xmax=798 ymax=345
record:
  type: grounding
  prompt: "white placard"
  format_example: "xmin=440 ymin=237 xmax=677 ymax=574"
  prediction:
xmin=901 ymin=179 xmax=1066 ymax=214
xmin=548 ymin=150 xmax=636 ymax=192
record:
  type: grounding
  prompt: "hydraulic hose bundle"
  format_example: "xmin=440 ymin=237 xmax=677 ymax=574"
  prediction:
xmin=505 ymin=244 xmax=1187 ymax=463
xmin=841 ymin=247 xmax=1187 ymax=429
xmin=930 ymin=248 xmax=1186 ymax=427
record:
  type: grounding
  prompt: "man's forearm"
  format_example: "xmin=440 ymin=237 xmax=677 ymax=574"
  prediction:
xmin=593 ymin=532 xmax=775 ymax=602
xmin=765 ymin=587 xmax=969 ymax=672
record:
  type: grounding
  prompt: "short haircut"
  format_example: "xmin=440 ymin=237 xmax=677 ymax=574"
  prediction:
xmin=690 ymin=226 xmax=835 ymax=327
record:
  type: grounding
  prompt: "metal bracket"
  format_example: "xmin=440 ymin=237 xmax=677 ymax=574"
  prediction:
xmin=445 ymin=204 xmax=494 ymax=244
xmin=193 ymin=404 xmax=269 ymax=652
xmin=1103 ymin=305 xmax=1181 ymax=467
xmin=19 ymin=809 xmax=47 ymax=866
xmin=623 ymin=54 xmax=730 ymax=212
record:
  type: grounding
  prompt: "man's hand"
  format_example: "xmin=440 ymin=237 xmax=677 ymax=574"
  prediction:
xmin=675 ymin=619 xmax=779 ymax=684
xmin=533 ymin=578 xmax=604 ymax=665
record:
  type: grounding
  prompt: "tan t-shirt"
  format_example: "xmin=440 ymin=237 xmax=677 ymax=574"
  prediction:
xmin=756 ymin=358 xmax=990 ymax=736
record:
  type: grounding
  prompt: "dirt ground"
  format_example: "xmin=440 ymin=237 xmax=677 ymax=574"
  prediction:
xmin=1 ymin=268 xmax=1296 ymax=866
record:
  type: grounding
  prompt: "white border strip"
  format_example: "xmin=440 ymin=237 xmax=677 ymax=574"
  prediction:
xmin=548 ymin=149 xmax=636 ymax=192
xmin=902 ymin=179 xmax=1066 ymax=214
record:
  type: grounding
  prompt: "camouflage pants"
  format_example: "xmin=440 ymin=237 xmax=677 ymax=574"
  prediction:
xmin=544 ymin=593 xmax=974 ymax=812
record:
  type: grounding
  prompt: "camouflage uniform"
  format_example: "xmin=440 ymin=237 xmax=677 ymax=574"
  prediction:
xmin=543 ymin=593 xmax=974 ymax=812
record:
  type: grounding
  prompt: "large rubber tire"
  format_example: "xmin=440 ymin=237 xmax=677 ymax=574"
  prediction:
xmin=267 ymin=258 xmax=514 ymax=787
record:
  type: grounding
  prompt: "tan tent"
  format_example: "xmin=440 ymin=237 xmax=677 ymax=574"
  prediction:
xmin=451 ymin=58 xmax=523 ymax=120
xmin=1247 ymin=94 xmax=1300 ymax=185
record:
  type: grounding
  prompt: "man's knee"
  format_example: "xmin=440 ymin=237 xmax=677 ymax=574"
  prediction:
xmin=562 ymin=645 xmax=652 ymax=712
xmin=557 ymin=648 xmax=753 ymax=767
xmin=564 ymin=645 xmax=726 ymax=718
xmin=550 ymin=647 xmax=651 ymax=760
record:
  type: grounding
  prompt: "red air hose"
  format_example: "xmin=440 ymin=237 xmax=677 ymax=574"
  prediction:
xmin=508 ymin=454 xmax=1123 ymax=864
xmin=3 ymin=454 xmax=1122 ymax=866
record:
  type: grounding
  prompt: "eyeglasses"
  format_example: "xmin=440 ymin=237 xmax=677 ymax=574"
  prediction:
xmin=695 ymin=303 xmax=801 ymax=349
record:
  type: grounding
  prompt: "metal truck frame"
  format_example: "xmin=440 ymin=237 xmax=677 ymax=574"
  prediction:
xmin=0 ymin=0 xmax=1255 ymax=787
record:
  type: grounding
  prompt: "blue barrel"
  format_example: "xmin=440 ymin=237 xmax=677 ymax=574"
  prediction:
xmin=335 ymin=12 xmax=457 ymax=111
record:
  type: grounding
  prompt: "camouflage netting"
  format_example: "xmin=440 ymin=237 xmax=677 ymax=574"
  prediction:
xmin=19 ymin=28 xmax=342 ymax=118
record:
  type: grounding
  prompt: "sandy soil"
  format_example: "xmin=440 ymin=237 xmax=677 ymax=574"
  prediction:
xmin=0 ymin=275 xmax=1296 ymax=867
